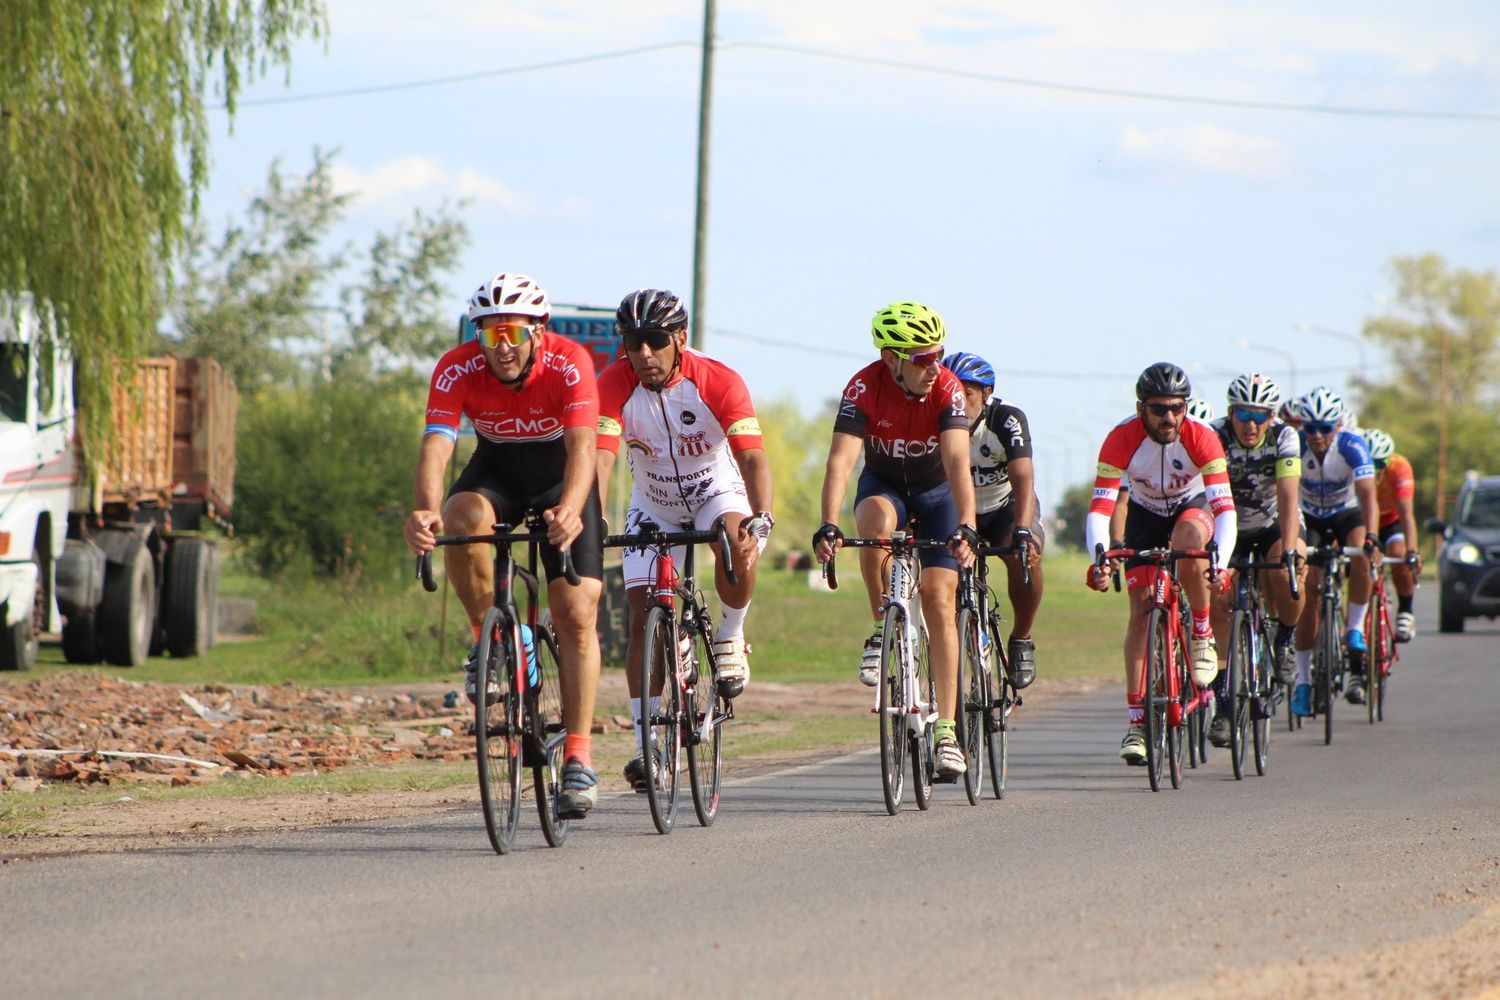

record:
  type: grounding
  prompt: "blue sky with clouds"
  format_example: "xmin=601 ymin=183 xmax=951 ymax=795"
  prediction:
xmin=202 ymin=1 xmax=1500 ymax=509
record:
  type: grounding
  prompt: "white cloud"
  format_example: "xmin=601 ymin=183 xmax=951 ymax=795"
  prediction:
xmin=330 ymin=156 xmax=535 ymax=212
xmin=1113 ymin=124 xmax=1294 ymax=181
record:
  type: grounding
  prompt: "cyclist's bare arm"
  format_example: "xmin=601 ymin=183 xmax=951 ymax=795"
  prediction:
xmin=732 ymin=446 xmax=774 ymax=521
xmin=817 ymin=431 xmax=863 ymax=561
xmin=1354 ymin=476 xmax=1383 ymax=563
xmin=405 ymin=433 xmax=456 ymax=554
xmin=940 ymin=426 xmax=978 ymax=567
xmin=1008 ymin=456 xmax=1038 ymax=537
xmin=1276 ymin=473 xmax=1301 ymax=554
xmin=543 ymin=426 xmax=597 ymax=549
xmin=595 ymin=447 xmax=616 ymax=513
xmin=1397 ymin=493 xmax=1420 ymax=562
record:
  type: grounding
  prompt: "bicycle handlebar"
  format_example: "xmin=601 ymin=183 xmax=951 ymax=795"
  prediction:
xmin=416 ymin=529 xmax=581 ymax=591
xmin=820 ymin=534 xmax=951 ymax=593
xmin=1227 ymin=550 xmax=1303 ymax=600
xmin=603 ymin=520 xmax=738 ymax=587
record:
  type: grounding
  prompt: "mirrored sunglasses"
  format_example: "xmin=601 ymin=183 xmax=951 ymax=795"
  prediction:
xmin=1145 ymin=401 xmax=1186 ymax=417
xmin=477 ymin=320 xmax=537 ymax=348
xmin=899 ymin=348 xmax=944 ymax=368
xmin=1304 ymin=421 xmax=1338 ymax=435
xmin=1232 ymin=406 xmax=1273 ymax=425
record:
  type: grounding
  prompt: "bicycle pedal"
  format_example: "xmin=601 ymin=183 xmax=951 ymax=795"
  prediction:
xmin=933 ymin=773 xmax=960 ymax=785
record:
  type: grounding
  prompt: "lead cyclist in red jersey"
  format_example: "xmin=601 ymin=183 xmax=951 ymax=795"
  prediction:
xmin=403 ymin=271 xmax=606 ymax=819
xmin=1085 ymin=362 xmax=1237 ymax=765
xmin=813 ymin=301 xmax=978 ymax=778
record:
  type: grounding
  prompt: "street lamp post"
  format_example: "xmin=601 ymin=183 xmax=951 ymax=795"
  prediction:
xmin=1296 ymin=322 xmax=1367 ymax=382
xmin=1234 ymin=339 xmax=1297 ymax=396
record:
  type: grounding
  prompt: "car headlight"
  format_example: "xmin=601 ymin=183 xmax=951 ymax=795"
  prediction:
xmin=1450 ymin=542 xmax=1483 ymax=565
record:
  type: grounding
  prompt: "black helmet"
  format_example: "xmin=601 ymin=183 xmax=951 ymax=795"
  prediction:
xmin=616 ymin=289 xmax=688 ymax=334
xmin=1135 ymin=362 xmax=1192 ymax=401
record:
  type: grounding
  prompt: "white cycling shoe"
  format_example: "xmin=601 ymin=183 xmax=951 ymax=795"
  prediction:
xmin=1188 ymin=636 xmax=1219 ymax=687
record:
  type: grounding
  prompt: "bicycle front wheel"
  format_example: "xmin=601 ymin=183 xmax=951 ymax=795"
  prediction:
xmin=529 ymin=623 xmax=569 ymax=848
xmin=1368 ymin=596 xmax=1388 ymax=724
xmin=1227 ymin=609 xmax=1250 ymax=780
xmin=640 ymin=606 xmax=681 ymax=834
xmin=475 ymin=608 xmax=522 ymax=855
xmin=1168 ymin=624 xmax=1188 ymax=789
xmin=956 ymin=608 xmax=984 ymax=806
xmin=1319 ymin=597 xmax=1338 ymax=746
xmin=910 ymin=620 xmax=935 ymax=812
xmin=685 ymin=621 xmax=724 ymax=827
xmin=986 ymin=614 xmax=1009 ymax=800
xmin=878 ymin=604 xmax=909 ymax=815
xmin=1143 ymin=609 xmax=1169 ymax=792
xmin=1252 ymin=619 xmax=1273 ymax=777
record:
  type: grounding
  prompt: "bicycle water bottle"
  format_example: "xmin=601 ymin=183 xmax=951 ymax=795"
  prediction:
xmin=520 ymin=624 xmax=539 ymax=688
xmin=678 ymin=630 xmax=696 ymax=683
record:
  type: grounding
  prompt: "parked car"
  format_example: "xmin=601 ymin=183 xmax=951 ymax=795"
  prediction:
xmin=1427 ymin=472 xmax=1500 ymax=633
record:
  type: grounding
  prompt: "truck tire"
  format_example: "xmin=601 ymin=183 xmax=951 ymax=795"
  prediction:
xmin=1439 ymin=592 xmax=1465 ymax=633
xmin=164 ymin=537 xmax=219 ymax=657
xmin=62 ymin=611 xmax=101 ymax=663
xmin=0 ymin=547 xmax=43 ymax=670
xmin=99 ymin=535 xmax=156 ymax=666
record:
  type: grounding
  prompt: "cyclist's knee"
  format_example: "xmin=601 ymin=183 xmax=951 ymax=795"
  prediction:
xmin=442 ymin=492 xmax=492 ymax=534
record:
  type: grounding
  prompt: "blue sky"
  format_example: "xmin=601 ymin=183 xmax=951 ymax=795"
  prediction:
xmin=202 ymin=1 xmax=1500 ymax=510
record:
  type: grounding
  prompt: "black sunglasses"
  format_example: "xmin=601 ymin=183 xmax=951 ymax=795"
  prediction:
xmin=622 ymin=328 xmax=676 ymax=352
xmin=1145 ymin=402 xmax=1186 ymax=417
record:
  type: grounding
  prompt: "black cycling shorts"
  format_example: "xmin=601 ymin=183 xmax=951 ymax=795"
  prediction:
xmin=1304 ymin=507 xmax=1364 ymax=557
xmin=1122 ymin=494 xmax=1210 ymax=570
xmin=1235 ymin=522 xmax=1303 ymax=562
xmin=854 ymin=470 xmax=959 ymax=572
xmin=448 ymin=457 xmax=605 ymax=582
xmin=976 ymin=502 xmax=1047 ymax=553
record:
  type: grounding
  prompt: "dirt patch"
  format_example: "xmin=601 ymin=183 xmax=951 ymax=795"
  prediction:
xmin=0 ymin=672 xmax=1111 ymax=861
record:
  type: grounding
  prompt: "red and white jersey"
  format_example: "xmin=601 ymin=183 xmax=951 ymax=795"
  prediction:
xmin=596 ymin=348 xmax=763 ymax=513
xmin=1085 ymin=415 xmax=1237 ymax=558
xmin=424 ymin=331 xmax=598 ymax=445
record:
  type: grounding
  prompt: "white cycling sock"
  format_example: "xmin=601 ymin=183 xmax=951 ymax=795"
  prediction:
xmin=630 ymin=697 xmax=663 ymax=749
xmin=717 ymin=601 xmax=749 ymax=640
xmin=1345 ymin=602 xmax=1367 ymax=635
xmin=1295 ymin=649 xmax=1313 ymax=686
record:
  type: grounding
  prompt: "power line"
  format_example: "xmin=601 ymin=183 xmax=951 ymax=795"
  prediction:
xmin=724 ymin=41 xmax=1500 ymax=124
xmin=223 ymin=41 xmax=698 ymax=109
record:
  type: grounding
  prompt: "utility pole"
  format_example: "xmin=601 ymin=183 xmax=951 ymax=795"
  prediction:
xmin=689 ymin=0 xmax=716 ymax=350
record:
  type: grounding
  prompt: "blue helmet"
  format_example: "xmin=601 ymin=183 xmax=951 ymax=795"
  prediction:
xmin=942 ymin=351 xmax=995 ymax=389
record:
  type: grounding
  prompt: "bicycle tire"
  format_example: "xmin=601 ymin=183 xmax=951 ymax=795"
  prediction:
xmin=1252 ymin=618 xmax=1272 ymax=776
xmin=956 ymin=608 xmax=983 ymax=806
xmin=878 ymin=603 xmax=908 ymax=815
xmin=1376 ymin=598 xmax=1391 ymax=722
xmin=686 ymin=620 xmax=723 ymax=827
xmin=910 ymin=619 xmax=935 ymax=812
xmin=529 ymin=623 xmax=570 ymax=848
xmin=640 ymin=606 xmax=681 ymax=834
xmin=475 ymin=607 xmax=522 ymax=855
xmin=1368 ymin=595 xmax=1388 ymax=724
xmin=986 ymin=613 xmax=1008 ymax=800
xmin=1143 ymin=609 xmax=1168 ymax=792
xmin=1169 ymin=624 xmax=1188 ymax=789
xmin=1320 ymin=591 xmax=1338 ymax=746
xmin=1227 ymin=609 xmax=1250 ymax=780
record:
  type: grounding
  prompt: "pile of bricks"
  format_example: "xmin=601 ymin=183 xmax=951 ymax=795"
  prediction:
xmin=0 ymin=675 xmax=473 ymax=789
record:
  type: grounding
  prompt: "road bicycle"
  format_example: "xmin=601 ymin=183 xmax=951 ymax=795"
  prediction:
xmin=1296 ymin=544 xmax=1369 ymax=746
xmin=1365 ymin=551 xmax=1419 ymax=724
xmin=604 ymin=520 xmax=737 ymax=834
xmin=418 ymin=517 xmax=580 ymax=855
xmin=824 ymin=531 xmax=949 ymax=815
xmin=954 ymin=538 xmax=1030 ymax=803
xmin=1223 ymin=551 xmax=1299 ymax=779
xmin=1095 ymin=544 xmax=1218 ymax=792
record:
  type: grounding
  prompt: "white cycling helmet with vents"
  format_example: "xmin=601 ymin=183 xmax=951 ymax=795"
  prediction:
xmin=1363 ymin=428 xmax=1395 ymax=461
xmin=1226 ymin=372 xmax=1282 ymax=410
xmin=1297 ymin=385 xmax=1346 ymax=426
xmin=1186 ymin=398 xmax=1214 ymax=422
xmin=466 ymin=272 xmax=551 ymax=324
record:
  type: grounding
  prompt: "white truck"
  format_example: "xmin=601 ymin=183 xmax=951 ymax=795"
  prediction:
xmin=0 ymin=295 xmax=234 ymax=670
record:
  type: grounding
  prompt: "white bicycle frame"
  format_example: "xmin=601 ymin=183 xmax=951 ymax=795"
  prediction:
xmin=871 ymin=532 xmax=938 ymax=738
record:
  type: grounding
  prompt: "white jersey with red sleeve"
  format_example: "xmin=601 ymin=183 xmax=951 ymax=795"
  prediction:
xmin=1084 ymin=415 xmax=1237 ymax=560
xmin=595 ymin=348 xmax=762 ymax=514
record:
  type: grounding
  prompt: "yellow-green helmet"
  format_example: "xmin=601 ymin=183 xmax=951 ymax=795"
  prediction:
xmin=871 ymin=301 xmax=946 ymax=353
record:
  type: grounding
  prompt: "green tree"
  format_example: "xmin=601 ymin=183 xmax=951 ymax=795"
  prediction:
xmin=0 ymin=0 xmax=326 ymax=458
xmin=1052 ymin=481 xmax=1094 ymax=550
xmin=756 ymin=397 xmax=837 ymax=560
xmin=1360 ymin=254 xmax=1500 ymax=518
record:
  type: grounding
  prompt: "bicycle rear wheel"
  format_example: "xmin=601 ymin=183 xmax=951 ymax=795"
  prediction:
xmin=1368 ymin=596 xmax=1388 ymax=724
xmin=1143 ymin=609 xmax=1169 ymax=792
xmin=686 ymin=621 xmax=724 ymax=827
xmin=640 ymin=606 xmax=681 ymax=834
xmin=1252 ymin=619 xmax=1273 ymax=776
xmin=878 ymin=604 xmax=908 ymax=815
xmin=475 ymin=608 xmax=522 ymax=855
xmin=910 ymin=620 xmax=935 ymax=811
xmin=985 ymin=615 xmax=1009 ymax=800
xmin=1227 ymin=609 xmax=1250 ymax=780
xmin=956 ymin=608 xmax=984 ymax=806
xmin=529 ymin=623 xmax=569 ymax=848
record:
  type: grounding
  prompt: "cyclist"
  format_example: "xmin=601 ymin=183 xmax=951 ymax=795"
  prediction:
xmin=1205 ymin=373 xmax=1307 ymax=747
xmin=942 ymin=351 xmax=1044 ymax=688
xmin=813 ymin=302 xmax=978 ymax=778
xmin=404 ymin=272 xmax=606 ymax=819
xmin=1291 ymin=385 xmax=1381 ymax=713
xmin=1085 ymin=363 xmax=1236 ymax=766
xmin=595 ymin=289 xmax=774 ymax=789
xmin=1365 ymin=428 xmax=1422 ymax=642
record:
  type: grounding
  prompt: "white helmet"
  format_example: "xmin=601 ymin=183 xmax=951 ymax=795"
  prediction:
xmin=1186 ymin=397 xmax=1214 ymax=422
xmin=1297 ymin=385 xmax=1346 ymax=426
xmin=1341 ymin=407 xmax=1360 ymax=433
xmin=466 ymin=272 xmax=551 ymax=324
xmin=1226 ymin=372 xmax=1282 ymax=410
xmin=1363 ymin=428 xmax=1394 ymax=461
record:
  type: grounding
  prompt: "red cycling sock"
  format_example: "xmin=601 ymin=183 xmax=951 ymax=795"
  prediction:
xmin=1192 ymin=609 xmax=1212 ymax=639
xmin=471 ymin=623 xmax=481 ymax=642
xmin=1128 ymin=694 xmax=1144 ymax=726
xmin=564 ymin=733 xmax=592 ymax=768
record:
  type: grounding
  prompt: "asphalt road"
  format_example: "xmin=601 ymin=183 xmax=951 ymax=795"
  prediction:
xmin=5 ymin=593 xmax=1498 ymax=999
